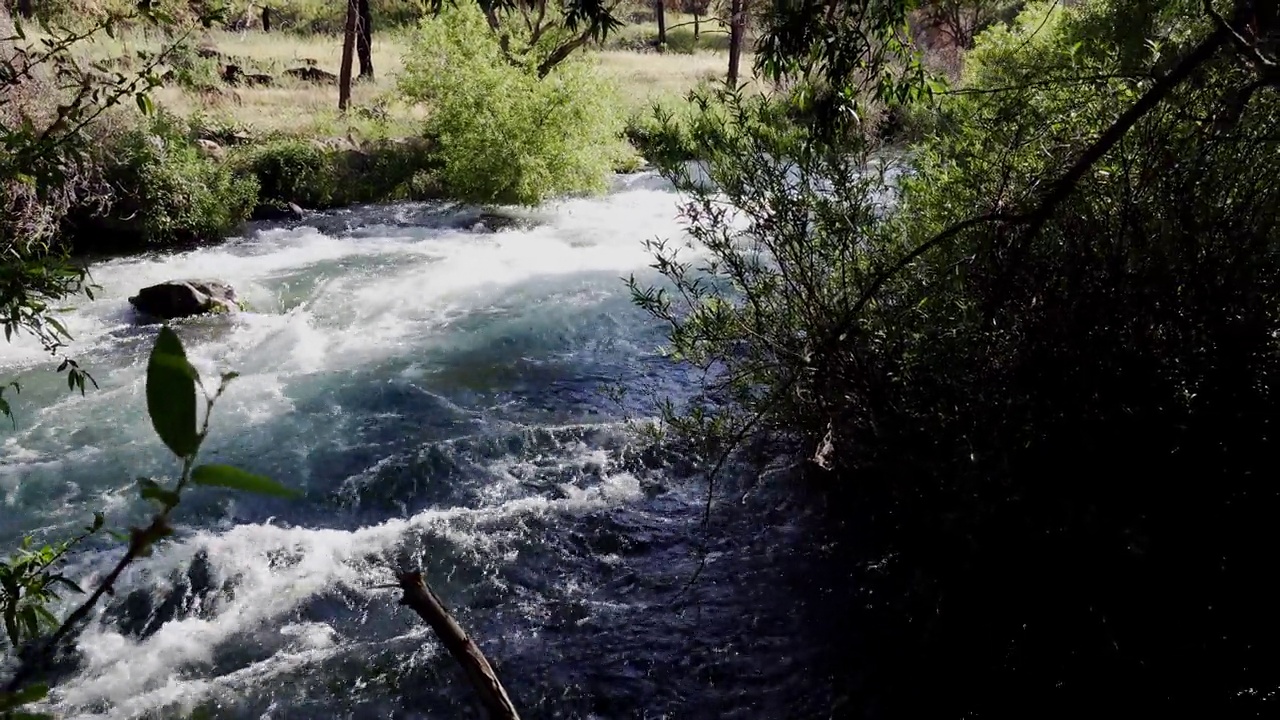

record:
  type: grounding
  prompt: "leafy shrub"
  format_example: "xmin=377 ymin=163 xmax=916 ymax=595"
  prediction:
xmin=398 ymin=2 xmax=628 ymax=205
xmin=94 ymin=109 xmax=258 ymax=248
xmin=637 ymin=0 xmax=1280 ymax=714
xmin=626 ymin=87 xmax=816 ymax=163
xmin=233 ymin=135 xmax=439 ymax=209
xmin=233 ymin=137 xmax=337 ymax=208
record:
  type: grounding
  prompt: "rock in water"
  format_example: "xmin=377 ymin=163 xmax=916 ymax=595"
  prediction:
xmin=129 ymin=280 xmax=239 ymax=320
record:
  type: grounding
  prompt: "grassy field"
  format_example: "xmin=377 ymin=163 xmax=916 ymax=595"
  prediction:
xmin=72 ymin=21 xmax=755 ymax=139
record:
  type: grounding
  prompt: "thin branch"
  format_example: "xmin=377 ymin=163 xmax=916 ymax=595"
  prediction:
xmin=940 ymin=72 xmax=1156 ymax=96
xmin=1203 ymin=0 xmax=1276 ymax=70
xmin=4 ymin=516 xmax=171 ymax=694
xmin=5 ymin=383 xmax=221 ymax=694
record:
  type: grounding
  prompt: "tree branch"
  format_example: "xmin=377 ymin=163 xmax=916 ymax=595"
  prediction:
xmin=1203 ymin=0 xmax=1277 ymax=70
xmin=536 ymin=30 xmax=592 ymax=77
xmin=4 ymin=517 xmax=172 ymax=693
xmin=396 ymin=571 xmax=521 ymax=720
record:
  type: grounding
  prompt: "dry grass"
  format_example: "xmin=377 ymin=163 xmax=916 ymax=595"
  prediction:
xmin=62 ymin=24 xmax=753 ymax=137
xmin=596 ymin=49 xmax=759 ymax=110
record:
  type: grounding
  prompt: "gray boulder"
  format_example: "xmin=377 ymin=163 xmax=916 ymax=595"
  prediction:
xmin=129 ymin=280 xmax=239 ymax=320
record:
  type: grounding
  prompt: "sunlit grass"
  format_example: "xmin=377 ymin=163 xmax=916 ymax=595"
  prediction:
xmin=60 ymin=21 xmax=755 ymax=137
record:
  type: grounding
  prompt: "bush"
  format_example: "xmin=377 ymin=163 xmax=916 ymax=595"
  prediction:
xmin=233 ymin=135 xmax=439 ymax=210
xmin=234 ymin=137 xmax=337 ymax=209
xmin=398 ymin=2 xmax=628 ymax=206
xmin=90 ymin=110 xmax=258 ymax=249
xmin=626 ymin=86 xmax=839 ymax=163
xmin=637 ymin=0 xmax=1280 ymax=715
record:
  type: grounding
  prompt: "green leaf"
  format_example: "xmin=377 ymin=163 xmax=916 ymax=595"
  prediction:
xmin=50 ymin=575 xmax=84 ymax=595
xmin=137 ymin=478 xmax=180 ymax=509
xmin=0 ymin=682 xmax=48 ymax=712
xmin=146 ymin=326 xmax=199 ymax=458
xmin=135 ymin=93 xmax=154 ymax=116
xmin=44 ymin=316 xmax=71 ymax=340
xmin=191 ymin=464 xmax=300 ymax=499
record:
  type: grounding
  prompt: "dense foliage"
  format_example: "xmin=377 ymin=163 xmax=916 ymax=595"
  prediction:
xmin=637 ymin=0 xmax=1280 ymax=714
xmin=399 ymin=2 xmax=629 ymax=205
xmin=233 ymin=135 xmax=439 ymax=210
xmin=94 ymin=110 xmax=258 ymax=248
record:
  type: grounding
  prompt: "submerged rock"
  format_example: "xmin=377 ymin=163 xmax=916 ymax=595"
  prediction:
xmin=129 ymin=280 xmax=240 ymax=320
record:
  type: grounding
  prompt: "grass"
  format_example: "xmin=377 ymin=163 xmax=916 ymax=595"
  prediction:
xmin=66 ymin=22 xmax=756 ymax=138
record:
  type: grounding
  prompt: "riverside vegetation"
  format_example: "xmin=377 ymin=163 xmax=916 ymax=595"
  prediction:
xmin=4 ymin=0 xmax=1280 ymax=717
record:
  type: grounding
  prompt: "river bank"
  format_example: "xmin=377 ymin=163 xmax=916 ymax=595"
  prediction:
xmin=11 ymin=19 xmax=741 ymax=256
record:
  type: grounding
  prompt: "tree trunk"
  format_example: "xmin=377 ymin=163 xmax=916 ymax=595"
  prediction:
xmin=693 ymin=13 xmax=700 ymax=42
xmin=727 ymin=0 xmax=745 ymax=85
xmin=398 ymin=572 xmax=521 ymax=720
xmin=262 ymin=5 xmax=271 ymax=32
xmin=655 ymin=0 xmax=666 ymax=47
xmin=17 ymin=0 xmax=33 ymax=19
xmin=356 ymin=0 xmax=374 ymax=80
xmin=338 ymin=0 xmax=357 ymax=112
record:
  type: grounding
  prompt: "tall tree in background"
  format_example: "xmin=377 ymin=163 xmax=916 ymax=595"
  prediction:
xmin=682 ymin=0 xmax=711 ymax=41
xmin=920 ymin=0 xmax=1002 ymax=49
xmin=15 ymin=0 xmax=32 ymax=19
xmin=727 ymin=0 xmax=745 ymax=83
xmin=356 ymin=0 xmax=374 ymax=80
xmin=338 ymin=0 xmax=357 ymax=111
xmin=655 ymin=0 xmax=667 ymax=46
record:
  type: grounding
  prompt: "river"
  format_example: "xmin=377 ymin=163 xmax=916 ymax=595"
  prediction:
xmin=0 ymin=172 xmax=846 ymax=719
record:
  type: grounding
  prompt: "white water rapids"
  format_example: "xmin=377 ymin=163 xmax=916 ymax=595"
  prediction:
xmin=0 ymin=173 xmax=839 ymax=719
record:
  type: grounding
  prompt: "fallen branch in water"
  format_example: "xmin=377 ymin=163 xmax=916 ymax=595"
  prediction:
xmin=396 ymin=570 xmax=521 ymax=720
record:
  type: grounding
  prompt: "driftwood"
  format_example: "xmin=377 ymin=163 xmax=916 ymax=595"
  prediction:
xmin=396 ymin=571 xmax=521 ymax=720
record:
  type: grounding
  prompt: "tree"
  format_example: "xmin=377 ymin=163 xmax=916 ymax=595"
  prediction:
xmin=448 ymin=0 xmax=624 ymax=78
xmin=338 ymin=0 xmax=357 ymax=111
xmin=635 ymin=0 xmax=1280 ymax=714
xmin=918 ymin=0 xmax=1008 ymax=49
xmin=398 ymin=1 xmax=627 ymax=204
xmin=681 ymin=0 xmax=712 ymax=41
xmin=727 ymin=0 xmax=745 ymax=83
xmin=357 ymin=0 xmax=374 ymax=80
xmin=655 ymin=0 xmax=667 ymax=46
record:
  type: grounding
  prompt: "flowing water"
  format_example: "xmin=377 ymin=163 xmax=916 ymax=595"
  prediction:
xmin=0 ymin=173 xmax=844 ymax=719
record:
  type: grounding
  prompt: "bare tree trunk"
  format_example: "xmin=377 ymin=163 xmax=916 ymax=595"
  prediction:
xmin=655 ymin=0 xmax=666 ymax=47
xmin=262 ymin=5 xmax=271 ymax=32
xmin=356 ymin=0 xmax=374 ymax=80
xmin=727 ymin=0 xmax=745 ymax=85
xmin=338 ymin=0 xmax=356 ymax=112
xmin=16 ymin=0 xmax=33 ymax=19
xmin=693 ymin=13 xmax=700 ymax=42
xmin=398 ymin=571 xmax=521 ymax=720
